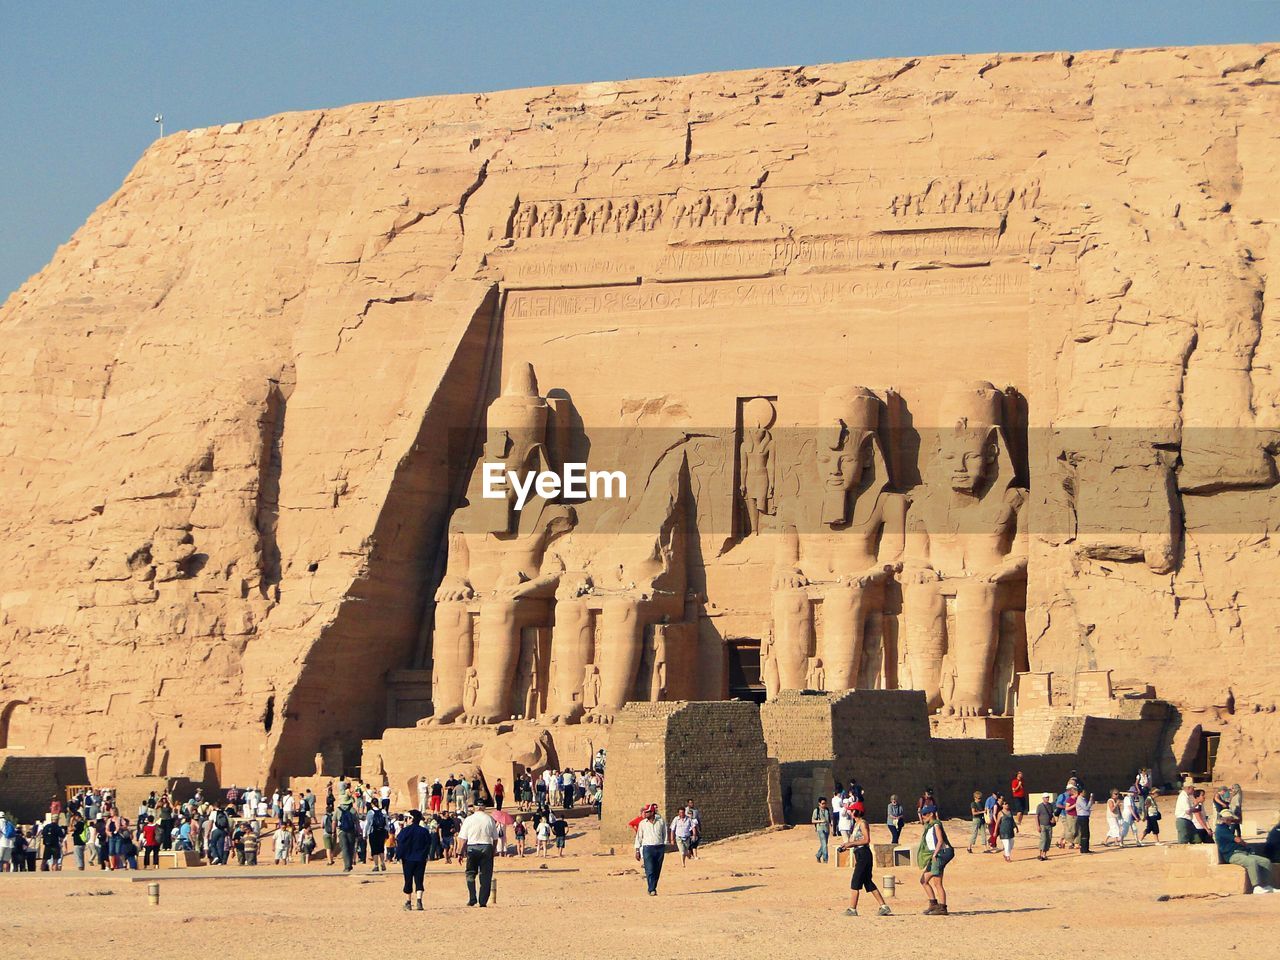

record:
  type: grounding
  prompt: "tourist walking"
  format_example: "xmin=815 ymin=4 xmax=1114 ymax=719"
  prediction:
xmin=366 ymin=802 xmax=389 ymax=872
xmin=672 ymin=807 xmax=696 ymax=865
xmin=967 ymin=791 xmax=985 ymax=853
xmin=684 ymin=800 xmax=702 ymax=860
xmin=1139 ymin=792 xmax=1162 ymax=844
xmin=984 ymin=789 xmax=1001 ymax=851
xmin=1121 ymin=788 xmax=1139 ymax=846
xmin=1011 ymin=771 xmax=1028 ymax=827
xmin=1035 ymin=793 xmax=1056 ymax=861
xmin=998 ymin=802 xmax=1018 ymax=861
xmin=812 ymin=797 xmax=831 ymax=863
xmin=397 ymin=809 xmax=431 ymax=911
xmin=837 ymin=803 xmax=892 ymax=917
xmin=1104 ymin=789 xmax=1122 ymax=845
xmin=634 ymin=803 xmax=668 ymax=896
xmin=917 ymin=805 xmax=953 ymax=916
xmin=459 ymin=800 xmax=500 ymax=907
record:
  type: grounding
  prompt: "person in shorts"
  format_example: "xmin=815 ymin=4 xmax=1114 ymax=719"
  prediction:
xmin=837 ymin=804 xmax=892 ymax=917
xmin=551 ymin=816 xmax=567 ymax=856
xmin=917 ymin=805 xmax=953 ymax=915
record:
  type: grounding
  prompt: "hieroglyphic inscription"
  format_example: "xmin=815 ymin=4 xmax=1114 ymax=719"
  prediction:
xmin=505 ymin=269 xmax=1028 ymax=320
xmin=496 ymin=226 xmax=1010 ymax=286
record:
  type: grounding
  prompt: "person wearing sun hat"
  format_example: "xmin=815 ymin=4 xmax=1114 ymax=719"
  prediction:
xmin=336 ymin=792 xmax=358 ymax=872
xmin=1215 ymin=811 xmax=1276 ymax=894
xmin=917 ymin=804 xmax=954 ymax=915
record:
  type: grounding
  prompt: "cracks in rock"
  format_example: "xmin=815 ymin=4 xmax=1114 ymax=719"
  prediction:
xmin=455 ymin=157 xmax=490 ymax=239
xmin=848 ymin=58 xmax=921 ymax=97
xmin=287 ymin=112 xmax=325 ymax=172
xmin=336 ymin=294 xmax=428 ymax=351
xmin=683 ymin=121 xmax=693 ymax=165
xmin=541 ymin=327 xmax=619 ymax=345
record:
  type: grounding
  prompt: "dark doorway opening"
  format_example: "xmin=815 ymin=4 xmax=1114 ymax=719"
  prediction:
xmin=1188 ymin=730 xmax=1220 ymax=782
xmin=727 ymin=640 xmax=766 ymax=704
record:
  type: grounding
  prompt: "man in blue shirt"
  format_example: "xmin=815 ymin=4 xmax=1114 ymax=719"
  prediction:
xmin=1215 ymin=812 xmax=1275 ymax=894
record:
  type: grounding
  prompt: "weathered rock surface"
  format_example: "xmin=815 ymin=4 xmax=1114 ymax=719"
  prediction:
xmin=2 ymin=44 xmax=1278 ymax=788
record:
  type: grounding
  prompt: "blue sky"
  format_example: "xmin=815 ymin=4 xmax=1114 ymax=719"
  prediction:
xmin=2 ymin=1 xmax=1277 ymax=299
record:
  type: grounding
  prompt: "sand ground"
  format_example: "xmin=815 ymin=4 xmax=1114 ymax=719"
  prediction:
xmin=4 ymin=803 xmax=1278 ymax=960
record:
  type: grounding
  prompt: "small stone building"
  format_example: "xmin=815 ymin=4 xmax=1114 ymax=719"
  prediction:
xmin=601 ymin=701 xmax=774 ymax=847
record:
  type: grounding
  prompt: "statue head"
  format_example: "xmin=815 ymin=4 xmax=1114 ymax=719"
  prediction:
xmin=485 ymin=362 xmax=550 ymax=479
xmin=816 ymin=386 xmax=890 ymax=525
xmin=938 ymin=381 xmax=1006 ymax=495
xmin=743 ymin=396 xmax=775 ymax=442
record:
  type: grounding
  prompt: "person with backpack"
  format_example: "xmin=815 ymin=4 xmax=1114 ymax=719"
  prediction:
xmin=210 ymin=805 xmax=231 ymax=865
xmin=336 ymin=796 xmax=358 ymax=872
xmin=811 ymin=796 xmax=832 ymax=863
xmin=917 ymin=805 xmax=953 ymax=915
xmin=72 ymin=814 xmax=90 ymax=870
xmin=366 ymin=802 xmax=389 ymax=872
xmin=40 ymin=817 xmax=65 ymax=871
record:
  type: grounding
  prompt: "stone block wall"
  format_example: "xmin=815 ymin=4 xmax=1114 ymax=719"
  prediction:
xmin=0 ymin=754 xmax=89 ymax=823
xmin=601 ymin=701 xmax=772 ymax=847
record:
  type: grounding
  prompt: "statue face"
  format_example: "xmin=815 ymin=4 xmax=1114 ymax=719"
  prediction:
xmin=943 ymin=425 xmax=997 ymax=493
xmin=818 ymin=423 xmax=872 ymax=492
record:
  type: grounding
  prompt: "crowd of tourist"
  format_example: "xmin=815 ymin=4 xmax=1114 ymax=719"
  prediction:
xmin=807 ymin=766 xmax=1280 ymax=916
xmin=4 ymin=755 xmax=1277 ymax=919
xmin=0 ymin=763 xmax=605 ymax=875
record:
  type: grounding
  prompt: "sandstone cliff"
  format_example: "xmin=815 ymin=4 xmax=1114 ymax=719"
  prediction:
xmin=1 ymin=44 xmax=1277 ymax=787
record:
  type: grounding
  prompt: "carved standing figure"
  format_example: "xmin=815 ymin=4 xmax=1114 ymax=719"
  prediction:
xmin=902 ymin=381 xmax=1027 ymax=716
xmin=738 ymin=397 xmax=776 ymax=537
xmin=513 ymin=202 xmax=537 ymax=238
xmin=561 ymin=200 xmax=587 ymax=237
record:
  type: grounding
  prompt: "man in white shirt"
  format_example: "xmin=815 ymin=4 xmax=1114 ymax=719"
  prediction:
xmin=459 ymin=801 xmax=501 ymax=907
xmin=379 ymin=783 xmax=392 ymax=812
xmin=634 ymin=803 xmax=668 ymax=896
xmin=670 ymin=808 xmax=695 ymax=865
xmin=1174 ymin=783 xmax=1195 ymax=844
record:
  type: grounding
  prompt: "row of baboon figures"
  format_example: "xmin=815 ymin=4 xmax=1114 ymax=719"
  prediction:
xmin=890 ymin=178 xmax=1041 ymax=217
xmin=426 ymin=366 xmax=1028 ymax=730
xmin=511 ymin=188 xmax=766 ymax=239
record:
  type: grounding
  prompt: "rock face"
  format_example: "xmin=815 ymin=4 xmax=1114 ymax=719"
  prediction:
xmin=2 ymin=45 xmax=1279 ymax=790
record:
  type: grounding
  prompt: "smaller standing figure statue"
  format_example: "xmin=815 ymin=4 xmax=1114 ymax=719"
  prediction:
xmin=739 ymin=397 xmax=776 ymax=537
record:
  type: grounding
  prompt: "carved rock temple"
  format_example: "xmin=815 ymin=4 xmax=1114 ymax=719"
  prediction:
xmin=2 ymin=45 xmax=1280 ymax=817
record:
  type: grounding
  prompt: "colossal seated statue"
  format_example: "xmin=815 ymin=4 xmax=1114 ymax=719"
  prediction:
xmin=902 ymin=380 xmax=1028 ymax=717
xmin=769 ymin=386 xmax=908 ymax=694
xmin=428 ymin=363 xmax=574 ymax=724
